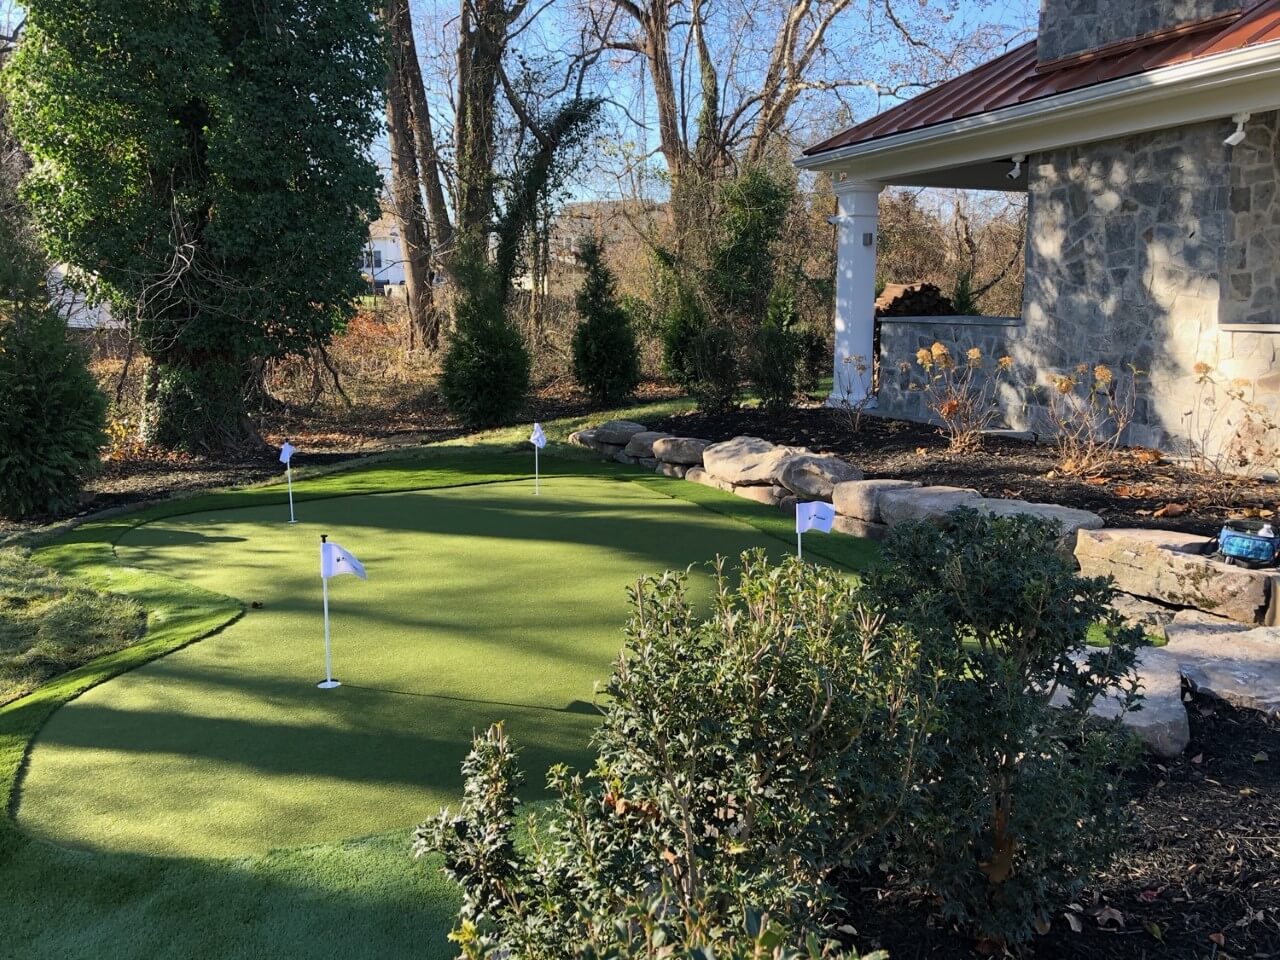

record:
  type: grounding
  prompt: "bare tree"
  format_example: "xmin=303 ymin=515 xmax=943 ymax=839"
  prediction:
xmin=381 ymin=0 xmax=440 ymax=350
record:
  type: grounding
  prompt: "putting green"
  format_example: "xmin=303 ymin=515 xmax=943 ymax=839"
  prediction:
xmin=16 ymin=475 xmax=793 ymax=858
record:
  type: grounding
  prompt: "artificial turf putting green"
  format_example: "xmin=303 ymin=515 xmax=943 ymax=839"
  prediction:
xmin=16 ymin=474 xmax=802 ymax=858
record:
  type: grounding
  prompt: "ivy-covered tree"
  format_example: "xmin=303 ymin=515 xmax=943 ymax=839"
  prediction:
xmin=571 ymin=237 xmax=639 ymax=403
xmin=2 ymin=0 xmax=384 ymax=453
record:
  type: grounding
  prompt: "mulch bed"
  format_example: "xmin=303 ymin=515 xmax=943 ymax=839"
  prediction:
xmin=0 ymin=381 xmax=684 ymax=538
xmin=647 ymin=406 xmax=1280 ymax=537
xmin=835 ymin=692 xmax=1280 ymax=959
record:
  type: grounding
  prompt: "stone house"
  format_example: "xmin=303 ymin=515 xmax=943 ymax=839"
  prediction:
xmin=798 ymin=0 xmax=1280 ymax=457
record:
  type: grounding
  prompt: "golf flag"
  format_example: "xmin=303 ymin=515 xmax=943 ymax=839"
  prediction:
xmin=321 ymin=540 xmax=367 ymax=580
xmin=317 ymin=536 xmax=366 ymax=690
xmin=281 ymin=441 xmax=298 ymax=523
xmin=795 ymin=500 xmax=836 ymax=559
xmin=796 ymin=501 xmax=836 ymax=534
xmin=530 ymin=422 xmax=546 ymax=495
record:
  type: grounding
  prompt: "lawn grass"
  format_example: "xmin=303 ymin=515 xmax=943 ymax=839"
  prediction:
xmin=0 ymin=548 xmax=146 ymax=705
xmin=0 ymin=438 xmax=877 ymax=959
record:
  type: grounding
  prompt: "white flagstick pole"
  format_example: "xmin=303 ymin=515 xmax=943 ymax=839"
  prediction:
xmin=287 ymin=463 xmax=296 ymax=523
xmin=318 ymin=535 xmax=340 ymax=689
xmin=534 ymin=444 xmax=540 ymax=496
xmin=797 ymin=527 xmax=803 ymax=560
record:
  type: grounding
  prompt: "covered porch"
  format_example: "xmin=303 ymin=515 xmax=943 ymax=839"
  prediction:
xmin=796 ymin=11 xmax=1280 ymax=449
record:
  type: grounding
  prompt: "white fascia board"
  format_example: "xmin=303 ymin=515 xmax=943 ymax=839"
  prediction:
xmin=796 ymin=39 xmax=1280 ymax=181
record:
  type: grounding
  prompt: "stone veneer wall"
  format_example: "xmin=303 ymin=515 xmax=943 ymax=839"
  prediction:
xmin=1037 ymin=0 xmax=1246 ymax=64
xmin=873 ymin=112 xmax=1280 ymax=455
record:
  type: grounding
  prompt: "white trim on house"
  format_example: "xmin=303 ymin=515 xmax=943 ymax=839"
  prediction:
xmin=797 ymin=39 xmax=1280 ymax=184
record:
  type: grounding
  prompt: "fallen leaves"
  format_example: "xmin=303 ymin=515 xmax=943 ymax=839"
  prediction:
xmin=1096 ymin=906 xmax=1125 ymax=929
xmin=1154 ymin=502 xmax=1190 ymax=518
xmin=1254 ymin=751 xmax=1270 ymax=763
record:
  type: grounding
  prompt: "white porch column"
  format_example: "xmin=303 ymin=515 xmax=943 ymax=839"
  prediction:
xmin=827 ymin=178 xmax=882 ymax=406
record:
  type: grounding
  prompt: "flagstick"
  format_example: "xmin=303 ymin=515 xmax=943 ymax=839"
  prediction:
xmin=534 ymin=445 xmax=540 ymax=496
xmin=287 ymin=463 xmax=297 ymax=523
xmin=318 ymin=535 xmax=340 ymax=689
xmin=797 ymin=528 xmax=803 ymax=560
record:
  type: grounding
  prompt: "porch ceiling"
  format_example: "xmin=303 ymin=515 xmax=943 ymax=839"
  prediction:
xmin=798 ymin=0 xmax=1280 ymax=186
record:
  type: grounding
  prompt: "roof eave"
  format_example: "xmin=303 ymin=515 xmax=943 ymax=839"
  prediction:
xmin=796 ymin=38 xmax=1280 ymax=181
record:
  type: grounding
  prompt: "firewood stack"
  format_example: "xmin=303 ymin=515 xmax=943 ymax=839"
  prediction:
xmin=875 ymin=282 xmax=957 ymax=317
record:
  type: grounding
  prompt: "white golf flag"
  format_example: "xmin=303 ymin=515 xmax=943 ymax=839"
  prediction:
xmin=796 ymin=501 xmax=836 ymax=535
xmin=321 ymin=541 xmax=367 ymax=580
xmin=530 ymin=422 xmax=547 ymax=449
xmin=279 ymin=441 xmax=296 ymax=465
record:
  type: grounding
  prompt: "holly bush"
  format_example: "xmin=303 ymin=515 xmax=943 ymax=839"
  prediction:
xmin=866 ymin=508 xmax=1144 ymax=944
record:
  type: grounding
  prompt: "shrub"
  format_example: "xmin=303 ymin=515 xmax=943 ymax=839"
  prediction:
xmin=749 ymin=323 xmax=799 ymax=413
xmin=0 ymin=263 xmax=106 ymax=518
xmin=1046 ymin=362 xmax=1140 ymax=477
xmin=866 ymin=509 xmax=1143 ymax=945
xmin=660 ymin=284 xmax=707 ymax=385
xmin=441 ymin=251 xmax=530 ymax=428
xmin=687 ymin=324 xmax=739 ymax=412
xmin=796 ymin=327 xmax=829 ymax=396
xmin=1181 ymin=361 xmax=1277 ymax=477
xmin=416 ymin=552 xmax=930 ymax=958
xmin=833 ymin=354 xmax=874 ymax=432
xmin=571 ymin=237 xmax=640 ymax=403
xmin=912 ymin=342 xmax=1012 ymax=451
xmin=951 ymin=269 xmax=978 ymax=315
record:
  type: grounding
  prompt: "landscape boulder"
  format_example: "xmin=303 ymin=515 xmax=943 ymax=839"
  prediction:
xmin=651 ymin=436 xmax=710 ymax=466
xmin=1165 ymin=617 xmax=1280 ymax=716
xmin=568 ymin=428 xmax=596 ymax=449
xmin=778 ymin=454 xmax=863 ymax=500
xmin=973 ymin=498 xmax=1103 ymax=538
xmin=832 ymin=515 xmax=889 ymax=542
xmin=1052 ymin=648 xmax=1189 ymax=757
xmin=1075 ymin=528 xmax=1280 ymax=624
xmin=623 ymin=431 xmax=672 ymax=458
xmin=685 ymin=466 xmax=733 ymax=492
xmin=594 ymin=419 xmax=648 ymax=445
xmin=877 ymin=485 xmax=982 ymax=527
xmin=656 ymin=462 xmax=688 ymax=479
xmin=702 ymin=436 xmax=801 ymax=487
xmin=832 ymin=479 xmax=921 ymax=523
xmin=733 ymin=485 xmax=787 ymax=507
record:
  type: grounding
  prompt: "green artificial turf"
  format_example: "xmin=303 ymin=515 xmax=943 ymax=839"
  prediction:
xmin=0 ymin=443 xmax=877 ymax=959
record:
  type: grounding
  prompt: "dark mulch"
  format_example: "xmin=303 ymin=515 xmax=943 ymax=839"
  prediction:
xmin=0 ymin=381 xmax=684 ymax=537
xmin=837 ymin=692 xmax=1280 ymax=959
xmin=647 ymin=406 xmax=1280 ymax=537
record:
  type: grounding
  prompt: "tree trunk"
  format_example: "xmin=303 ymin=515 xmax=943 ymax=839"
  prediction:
xmin=141 ymin=351 xmax=260 ymax=454
xmin=382 ymin=0 xmax=438 ymax=351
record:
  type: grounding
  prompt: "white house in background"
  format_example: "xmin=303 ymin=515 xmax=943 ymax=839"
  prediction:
xmin=361 ymin=208 xmax=407 ymax=295
xmin=47 ymin=263 xmax=120 ymax=331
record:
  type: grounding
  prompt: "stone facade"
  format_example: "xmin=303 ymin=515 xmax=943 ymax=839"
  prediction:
xmin=1037 ymin=0 xmax=1246 ymax=64
xmin=874 ymin=111 xmax=1280 ymax=458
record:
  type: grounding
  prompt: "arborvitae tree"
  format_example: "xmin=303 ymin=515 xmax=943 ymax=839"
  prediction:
xmin=439 ymin=242 xmax=531 ymax=428
xmin=0 ymin=193 xmax=105 ymax=518
xmin=571 ymin=237 xmax=639 ymax=404
xmin=2 ymin=0 xmax=383 ymax=453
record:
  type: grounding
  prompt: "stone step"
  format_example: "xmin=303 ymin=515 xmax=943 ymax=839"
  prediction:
xmin=1076 ymin=528 xmax=1280 ymax=625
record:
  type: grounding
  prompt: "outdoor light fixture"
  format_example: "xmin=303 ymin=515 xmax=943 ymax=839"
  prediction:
xmin=1007 ymin=154 xmax=1025 ymax=180
xmin=1225 ymin=113 xmax=1251 ymax=147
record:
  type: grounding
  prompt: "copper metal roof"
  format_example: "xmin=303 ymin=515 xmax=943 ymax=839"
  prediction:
xmin=803 ymin=0 xmax=1280 ymax=157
